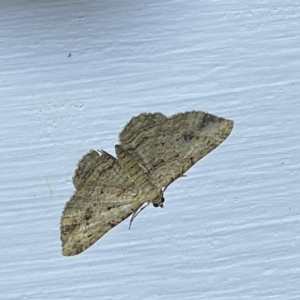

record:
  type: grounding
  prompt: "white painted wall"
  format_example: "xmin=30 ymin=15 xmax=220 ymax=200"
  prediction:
xmin=1 ymin=0 xmax=299 ymax=299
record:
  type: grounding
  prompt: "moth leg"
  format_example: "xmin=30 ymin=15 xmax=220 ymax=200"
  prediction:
xmin=129 ymin=203 xmax=150 ymax=230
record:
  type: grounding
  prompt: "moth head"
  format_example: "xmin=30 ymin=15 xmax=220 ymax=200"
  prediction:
xmin=153 ymin=196 xmax=164 ymax=208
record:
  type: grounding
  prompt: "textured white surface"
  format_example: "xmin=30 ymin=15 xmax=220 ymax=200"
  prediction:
xmin=1 ymin=0 xmax=300 ymax=299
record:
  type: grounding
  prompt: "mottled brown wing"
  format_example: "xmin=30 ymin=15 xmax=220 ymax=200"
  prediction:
xmin=73 ymin=149 xmax=135 ymax=191
xmin=119 ymin=112 xmax=167 ymax=177
xmin=119 ymin=111 xmax=233 ymax=189
xmin=61 ymin=187 xmax=143 ymax=256
xmin=61 ymin=149 xmax=141 ymax=256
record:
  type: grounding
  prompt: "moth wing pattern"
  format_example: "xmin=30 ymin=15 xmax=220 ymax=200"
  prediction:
xmin=72 ymin=149 xmax=135 ymax=191
xmin=61 ymin=150 xmax=142 ymax=256
xmin=119 ymin=110 xmax=234 ymax=189
xmin=118 ymin=112 xmax=167 ymax=177
xmin=61 ymin=187 xmax=143 ymax=256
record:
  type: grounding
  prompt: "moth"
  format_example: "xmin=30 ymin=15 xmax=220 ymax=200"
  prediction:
xmin=60 ymin=111 xmax=233 ymax=255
